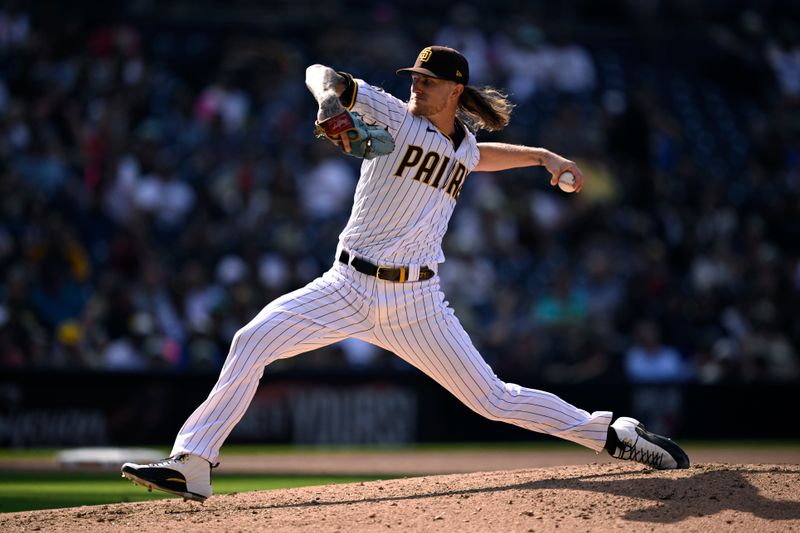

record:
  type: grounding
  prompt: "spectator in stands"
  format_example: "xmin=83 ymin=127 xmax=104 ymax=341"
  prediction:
xmin=0 ymin=3 xmax=797 ymax=385
xmin=435 ymin=4 xmax=491 ymax=84
xmin=625 ymin=320 xmax=691 ymax=383
xmin=765 ymin=26 xmax=800 ymax=100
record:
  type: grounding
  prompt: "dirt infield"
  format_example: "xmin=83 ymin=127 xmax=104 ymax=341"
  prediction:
xmin=3 ymin=445 xmax=798 ymax=475
xmin=217 ymin=446 xmax=800 ymax=475
xmin=3 ymin=462 xmax=800 ymax=532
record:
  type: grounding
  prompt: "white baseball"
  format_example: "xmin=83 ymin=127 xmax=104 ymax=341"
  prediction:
xmin=558 ymin=171 xmax=577 ymax=193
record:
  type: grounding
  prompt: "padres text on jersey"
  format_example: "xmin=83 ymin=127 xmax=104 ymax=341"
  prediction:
xmin=338 ymin=80 xmax=480 ymax=268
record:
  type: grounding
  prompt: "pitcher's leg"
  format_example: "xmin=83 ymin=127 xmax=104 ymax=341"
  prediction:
xmin=376 ymin=281 xmax=612 ymax=451
xmin=172 ymin=268 xmax=371 ymax=463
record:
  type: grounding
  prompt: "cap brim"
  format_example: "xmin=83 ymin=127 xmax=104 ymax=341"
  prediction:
xmin=396 ymin=67 xmax=443 ymax=79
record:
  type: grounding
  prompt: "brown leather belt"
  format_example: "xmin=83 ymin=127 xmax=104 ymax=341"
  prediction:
xmin=338 ymin=250 xmax=434 ymax=282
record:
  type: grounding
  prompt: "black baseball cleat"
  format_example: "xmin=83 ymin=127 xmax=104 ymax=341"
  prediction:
xmin=605 ymin=417 xmax=690 ymax=470
xmin=121 ymin=453 xmax=214 ymax=502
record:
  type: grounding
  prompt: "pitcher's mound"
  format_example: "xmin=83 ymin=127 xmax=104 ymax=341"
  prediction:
xmin=3 ymin=463 xmax=799 ymax=532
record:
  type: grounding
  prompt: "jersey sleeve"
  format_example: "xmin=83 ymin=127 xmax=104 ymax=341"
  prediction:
xmin=346 ymin=79 xmax=408 ymax=137
xmin=466 ymin=132 xmax=481 ymax=173
xmin=337 ymin=72 xmax=357 ymax=109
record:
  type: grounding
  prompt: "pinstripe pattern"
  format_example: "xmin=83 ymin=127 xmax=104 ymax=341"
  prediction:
xmin=373 ymin=278 xmax=612 ymax=451
xmin=172 ymin=266 xmax=611 ymax=463
xmin=339 ymin=80 xmax=480 ymax=267
xmin=172 ymin=265 xmax=376 ymax=461
xmin=170 ymin=79 xmax=612 ymax=464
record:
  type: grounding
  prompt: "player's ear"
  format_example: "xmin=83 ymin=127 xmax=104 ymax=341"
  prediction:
xmin=452 ymin=83 xmax=464 ymax=98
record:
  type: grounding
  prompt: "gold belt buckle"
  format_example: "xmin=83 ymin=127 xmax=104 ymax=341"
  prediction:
xmin=376 ymin=266 xmax=407 ymax=282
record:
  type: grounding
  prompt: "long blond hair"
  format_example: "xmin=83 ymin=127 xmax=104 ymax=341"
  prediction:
xmin=458 ymin=86 xmax=515 ymax=132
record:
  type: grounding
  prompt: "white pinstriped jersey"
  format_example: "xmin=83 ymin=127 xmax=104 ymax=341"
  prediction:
xmin=339 ymin=79 xmax=481 ymax=267
xmin=168 ymin=70 xmax=614 ymax=467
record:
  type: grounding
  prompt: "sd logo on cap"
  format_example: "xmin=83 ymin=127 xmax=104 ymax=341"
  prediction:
xmin=397 ymin=46 xmax=470 ymax=85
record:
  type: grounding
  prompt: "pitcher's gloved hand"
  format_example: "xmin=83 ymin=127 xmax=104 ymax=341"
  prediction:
xmin=314 ymin=110 xmax=395 ymax=159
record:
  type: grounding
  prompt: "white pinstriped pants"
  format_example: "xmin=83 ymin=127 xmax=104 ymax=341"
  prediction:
xmin=172 ymin=260 xmax=613 ymax=463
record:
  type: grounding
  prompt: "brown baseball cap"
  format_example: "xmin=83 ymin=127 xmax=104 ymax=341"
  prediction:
xmin=397 ymin=46 xmax=469 ymax=85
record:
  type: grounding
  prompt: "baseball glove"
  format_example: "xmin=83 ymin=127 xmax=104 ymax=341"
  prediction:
xmin=314 ymin=110 xmax=395 ymax=160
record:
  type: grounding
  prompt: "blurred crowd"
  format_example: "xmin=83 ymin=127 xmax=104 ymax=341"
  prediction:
xmin=1 ymin=1 xmax=798 ymax=384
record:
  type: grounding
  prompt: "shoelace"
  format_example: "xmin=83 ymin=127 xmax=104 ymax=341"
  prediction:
xmin=151 ymin=454 xmax=189 ymax=467
xmin=616 ymin=438 xmax=664 ymax=468
xmin=149 ymin=454 xmax=218 ymax=471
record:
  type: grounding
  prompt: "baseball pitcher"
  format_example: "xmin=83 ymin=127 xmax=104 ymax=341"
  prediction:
xmin=122 ymin=46 xmax=689 ymax=502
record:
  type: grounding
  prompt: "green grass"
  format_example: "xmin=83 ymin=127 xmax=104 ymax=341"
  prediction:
xmin=0 ymin=472 xmax=386 ymax=514
xmin=2 ymin=440 xmax=798 ymax=514
xmin=1 ymin=440 xmax=798 ymax=461
xmin=0 ymin=448 xmax=62 ymax=460
xmin=222 ymin=440 xmax=800 ymax=454
xmin=219 ymin=441 xmax=580 ymax=455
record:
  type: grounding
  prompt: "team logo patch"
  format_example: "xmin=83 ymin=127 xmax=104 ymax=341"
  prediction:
xmin=456 ymin=70 xmax=463 ymax=78
xmin=419 ymin=47 xmax=432 ymax=62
